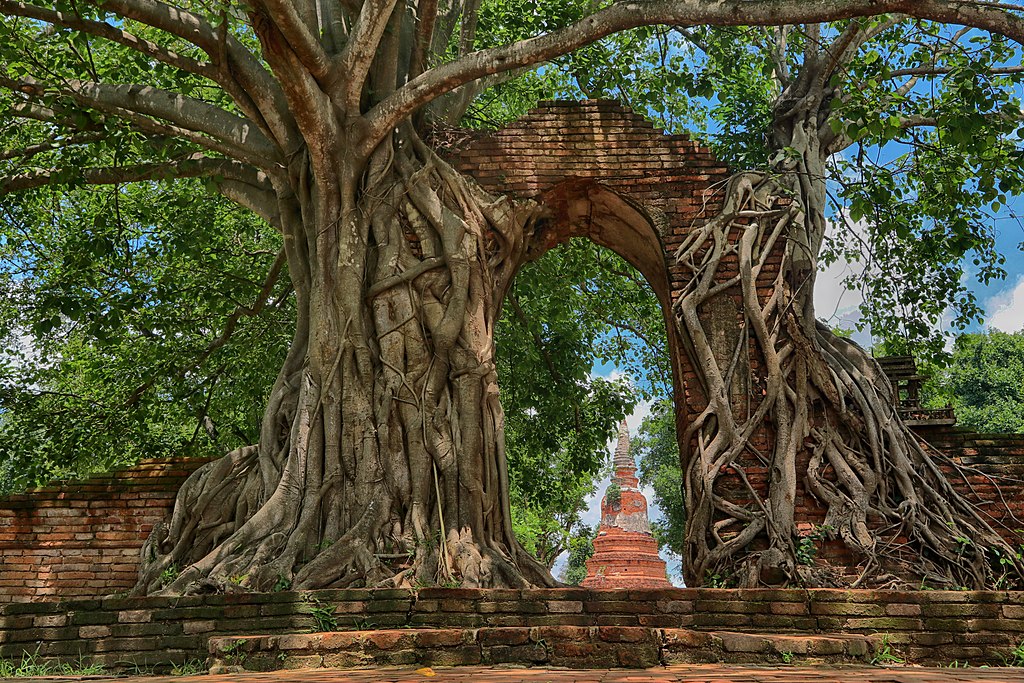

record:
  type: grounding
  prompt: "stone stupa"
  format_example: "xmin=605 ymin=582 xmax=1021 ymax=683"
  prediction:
xmin=582 ymin=421 xmax=671 ymax=589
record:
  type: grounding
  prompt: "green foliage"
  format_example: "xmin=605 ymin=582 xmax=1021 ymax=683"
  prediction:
xmin=560 ymin=524 xmax=596 ymax=586
xmin=170 ymin=660 xmax=206 ymax=676
xmin=821 ymin=25 xmax=1023 ymax=362
xmin=1008 ymin=639 xmax=1024 ymax=667
xmin=704 ymin=570 xmax=733 ymax=588
xmin=0 ymin=650 xmax=104 ymax=678
xmin=604 ymin=481 xmax=621 ymax=507
xmin=922 ymin=330 xmax=1024 ymax=434
xmin=159 ymin=564 xmax=180 ymax=588
xmin=796 ymin=525 xmax=833 ymax=567
xmin=633 ymin=400 xmax=686 ymax=561
xmin=870 ymin=635 xmax=905 ymax=666
xmin=0 ymin=180 xmax=290 ymax=495
xmin=302 ymin=597 xmax=339 ymax=633
xmin=498 ymin=239 xmax=670 ymax=564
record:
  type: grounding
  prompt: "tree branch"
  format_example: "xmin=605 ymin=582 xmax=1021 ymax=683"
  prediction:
xmin=409 ymin=0 xmax=439 ymax=79
xmin=255 ymin=0 xmax=331 ymax=79
xmin=0 ymin=0 xmax=217 ymax=80
xmin=0 ymin=154 xmax=267 ymax=193
xmin=80 ymin=0 xmax=294 ymax=149
xmin=0 ymin=132 xmax=106 ymax=160
xmin=218 ymin=179 xmax=282 ymax=229
xmin=333 ymin=0 xmax=400 ymax=110
xmin=888 ymin=64 xmax=1024 ymax=77
xmin=0 ymin=74 xmax=280 ymax=165
xmin=364 ymin=0 xmax=1024 ymax=150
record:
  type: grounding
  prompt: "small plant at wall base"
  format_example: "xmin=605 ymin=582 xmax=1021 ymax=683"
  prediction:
xmin=0 ymin=651 xmax=105 ymax=678
xmin=605 ymin=482 xmax=622 ymax=508
xmin=796 ymin=525 xmax=833 ymax=566
xmin=1008 ymin=639 xmax=1024 ymax=667
xmin=219 ymin=640 xmax=247 ymax=667
xmin=302 ymin=597 xmax=339 ymax=632
xmin=170 ymin=660 xmax=206 ymax=676
xmin=870 ymin=636 xmax=905 ymax=666
xmin=159 ymin=564 xmax=180 ymax=588
xmin=704 ymin=570 xmax=734 ymax=588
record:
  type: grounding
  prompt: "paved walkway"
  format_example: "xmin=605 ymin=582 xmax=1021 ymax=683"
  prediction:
xmin=18 ymin=666 xmax=1024 ymax=683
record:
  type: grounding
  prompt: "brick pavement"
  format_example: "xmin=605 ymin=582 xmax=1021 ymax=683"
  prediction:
xmin=14 ymin=665 xmax=1024 ymax=683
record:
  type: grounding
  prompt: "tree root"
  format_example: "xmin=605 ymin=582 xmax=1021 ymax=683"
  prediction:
xmin=675 ymin=168 xmax=1024 ymax=590
xmin=133 ymin=129 xmax=558 ymax=595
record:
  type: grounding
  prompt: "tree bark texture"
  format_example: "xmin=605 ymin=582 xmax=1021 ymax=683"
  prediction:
xmin=135 ymin=130 xmax=557 ymax=593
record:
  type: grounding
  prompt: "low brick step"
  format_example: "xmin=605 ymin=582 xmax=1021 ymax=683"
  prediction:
xmin=208 ymin=627 xmax=880 ymax=673
xmin=663 ymin=629 xmax=880 ymax=664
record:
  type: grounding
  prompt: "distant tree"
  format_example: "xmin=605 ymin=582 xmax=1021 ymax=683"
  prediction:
xmin=924 ymin=330 xmax=1024 ymax=434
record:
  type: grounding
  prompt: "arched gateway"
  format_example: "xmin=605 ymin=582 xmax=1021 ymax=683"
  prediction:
xmin=446 ymin=100 xmax=783 ymax=586
xmin=446 ymin=99 xmax=775 ymax=454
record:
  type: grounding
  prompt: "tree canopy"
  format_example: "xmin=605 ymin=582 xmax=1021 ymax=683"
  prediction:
xmin=924 ymin=329 xmax=1024 ymax=434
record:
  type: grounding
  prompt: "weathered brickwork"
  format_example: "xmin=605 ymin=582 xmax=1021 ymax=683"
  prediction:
xmin=445 ymin=99 xmax=756 ymax=429
xmin=2 ymin=588 xmax=1024 ymax=671
xmin=4 ymin=429 xmax=1021 ymax=606
xmin=447 ymin=99 xmax=1024 ymax=573
xmin=722 ymin=425 xmax=1024 ymax=571
xmin=0 ymin=458 xmax=209 ymax=604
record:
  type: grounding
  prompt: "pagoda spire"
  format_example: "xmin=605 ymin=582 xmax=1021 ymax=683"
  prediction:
xmin=612 ymin=420 xmax=633 ymax=472
xmin=582 ymin=418 xmax=671 ymax=589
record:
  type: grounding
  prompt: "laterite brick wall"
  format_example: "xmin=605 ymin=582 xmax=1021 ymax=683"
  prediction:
xmin=714 ymin=425 xmax=1024 ymax=571
xmin=2 ymin=588 xmax=1024 ymax=670
xmin=0 ymin=458 xmax=208 ymax=604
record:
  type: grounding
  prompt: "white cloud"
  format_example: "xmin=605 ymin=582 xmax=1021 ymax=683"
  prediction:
xmin=815 ymin=257 xmax=864 ymax=327
xmin=814 ymin=218 xmax=872 ymax=348
xmin=987 ymin=275 xmax=1024 ymax=333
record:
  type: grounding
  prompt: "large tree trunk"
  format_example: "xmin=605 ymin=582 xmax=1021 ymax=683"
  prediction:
xmin=676 ymin=64 xmax=1024 ymax=590
xmin=134 ymin=129 xmax=555 ymax=593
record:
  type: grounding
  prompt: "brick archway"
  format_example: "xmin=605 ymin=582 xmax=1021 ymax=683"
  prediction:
xmin=513 ymin=177 xmax=690 ymax=432
xmin=447 ymin=99 xmax=751 ymax=443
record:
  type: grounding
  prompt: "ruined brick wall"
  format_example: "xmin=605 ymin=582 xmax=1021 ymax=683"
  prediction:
xmin=2 ymin=101 xmax=1022 ymax=604
xmin=0 ymin=458 xmax=208 ymax=603
xmin=3 ymin=587 xmax=1024 ymax=670
xmin=448 ymin=99 xmax=1024 ymax=575
xmin=796 ymin=425 xmax=1024 ymax=571
xmin=713 ymin=424 xmax=1024 ymax=572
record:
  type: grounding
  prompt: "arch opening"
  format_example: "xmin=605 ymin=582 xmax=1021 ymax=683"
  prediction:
xmin=494 ymin=179 xmax=688 ymax=582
